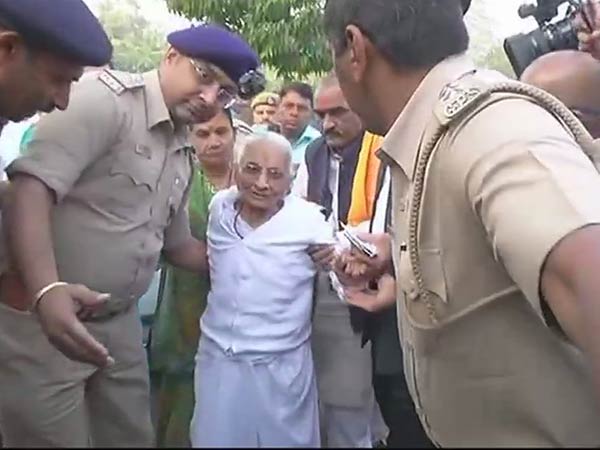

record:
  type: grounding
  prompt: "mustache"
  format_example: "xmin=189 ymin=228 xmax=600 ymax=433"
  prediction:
xmin=324 ymin=129 xmax=342 ymax=139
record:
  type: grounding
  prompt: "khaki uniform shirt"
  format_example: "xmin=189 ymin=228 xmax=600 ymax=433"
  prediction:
xmin=7 ymin=70 xmax=193 ymax=309
xmin=382 ymin=54 xmax=600 ymax=446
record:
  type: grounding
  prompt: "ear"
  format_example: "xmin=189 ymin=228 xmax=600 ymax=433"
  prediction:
xmin=344 ymin=24 xmax=369 ymax=84
xmin=0 ymin=31 xmax=24 ymax=63
xmin=164 ymin=46 xmax=181 ymax=66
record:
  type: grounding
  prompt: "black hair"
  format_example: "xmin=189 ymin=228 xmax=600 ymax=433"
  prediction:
xmin=279 ymin=82 xmax=314 ymax=108
xmin=324 ymin=0 xmax=469 ymax=70
xmin=188 ymin=107 xmax=235 ymax=133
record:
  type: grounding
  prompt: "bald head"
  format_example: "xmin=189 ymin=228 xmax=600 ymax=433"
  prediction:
xmin=316 ymin=72 xmax=340 ymax=94
xmin=521 ymin=50 xmax=600 ymax=137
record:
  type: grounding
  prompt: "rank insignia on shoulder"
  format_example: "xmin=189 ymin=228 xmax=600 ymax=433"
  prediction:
xmin=98 ymin=70 xmax=145 ymax=96
xmin=435 ymin=72 xmax=492 ymax=126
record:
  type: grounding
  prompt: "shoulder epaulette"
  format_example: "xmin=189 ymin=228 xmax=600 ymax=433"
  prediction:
xmin=98 ymin=69 xmax=145 ymax=96
xmin=434 ymin=70 xmax=493 ymax=127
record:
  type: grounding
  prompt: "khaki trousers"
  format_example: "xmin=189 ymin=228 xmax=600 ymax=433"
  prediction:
xmin=0 ymin=301 xmax=154 ymax=447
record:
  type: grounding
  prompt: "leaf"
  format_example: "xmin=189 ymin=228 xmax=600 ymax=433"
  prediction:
xmin=165 ymin=0 xmax=331 ymax=78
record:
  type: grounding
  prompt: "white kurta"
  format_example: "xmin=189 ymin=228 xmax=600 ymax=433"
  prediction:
xmin=190 ymin=188 xmax=335 ymax=448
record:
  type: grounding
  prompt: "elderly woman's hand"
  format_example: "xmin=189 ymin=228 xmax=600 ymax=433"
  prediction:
xmin=308 ymin=244 xmax=336 ymax=271
xmin=342 ymin=232 xmax=393 ymax=281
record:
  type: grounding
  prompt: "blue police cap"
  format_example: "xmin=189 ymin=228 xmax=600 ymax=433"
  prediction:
xmin=168 ymin=24 xmax=261 ymax=88
xmin=0 ymin=0 xmax=112 ymax=67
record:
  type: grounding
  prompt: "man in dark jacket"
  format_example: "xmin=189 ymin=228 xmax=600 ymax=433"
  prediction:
xmin=293 ymin=73 xmax=388 ymax=447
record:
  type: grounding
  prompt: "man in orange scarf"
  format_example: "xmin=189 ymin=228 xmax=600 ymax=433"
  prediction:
xmin=347 ymin=132 xmax=383 ymax=226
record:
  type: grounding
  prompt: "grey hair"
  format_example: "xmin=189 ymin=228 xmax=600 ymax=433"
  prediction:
xmin=237 ymin=130 xmax=294 ymax=172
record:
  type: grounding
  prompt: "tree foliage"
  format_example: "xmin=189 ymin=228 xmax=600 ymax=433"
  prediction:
xmin=166 ymin=0 xmax=330 ymax=79
xmin=98 ymin=0 xmax=166 ymax=73
xmin=465 ymin=1 xmax=515 ymax=78
xmin=480 ymin=44 xmax=515 ymax=78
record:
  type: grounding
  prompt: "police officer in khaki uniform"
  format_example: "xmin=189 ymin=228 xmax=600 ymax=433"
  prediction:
xmin=0 ymin=25 xmax=264 ymax=447
xmin=0 ymin=0 xmax=112 ymax=122
xmin=325 ymin=0 xmax=600 ymax=446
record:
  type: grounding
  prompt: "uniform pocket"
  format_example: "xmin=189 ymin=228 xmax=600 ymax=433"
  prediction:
xmin=419 ymin=249 xmax=448 ymax=304
xmin=110 ymin=146 xmax=161 ymax=190
xmin=107 ymin=147 xmax=162 ymax=221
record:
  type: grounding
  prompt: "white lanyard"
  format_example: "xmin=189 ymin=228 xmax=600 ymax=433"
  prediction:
xmin=372 ymin=167 xmax=391 ymax=233
xmin=328 ymin=156 xmax=341 ymax=231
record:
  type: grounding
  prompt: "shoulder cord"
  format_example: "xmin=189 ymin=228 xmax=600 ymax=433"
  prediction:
xmin=410 ymin=82 xmax=594 ymax=325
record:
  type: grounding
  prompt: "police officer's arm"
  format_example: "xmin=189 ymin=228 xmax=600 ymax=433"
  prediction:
xmin=162 ymin=190 xmax=208 ymax=273
xmin=451 ymin=99 xmax=600 ymax=357
xmin=3 ymin=81 xmax=120 ymax=366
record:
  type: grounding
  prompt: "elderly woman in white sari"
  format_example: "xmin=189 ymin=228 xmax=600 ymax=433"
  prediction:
xmin=190 ymin=131 xmax=335 ymax=448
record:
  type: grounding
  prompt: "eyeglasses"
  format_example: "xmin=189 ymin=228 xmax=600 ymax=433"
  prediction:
xmin=189 ymin=59 xmax=237 ymax=109
xmin=240 ymin=162 xmax=287 ymax=183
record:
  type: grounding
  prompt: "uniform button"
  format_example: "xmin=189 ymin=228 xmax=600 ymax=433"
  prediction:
xmin=407 ymin=287 xmax=420 ymax=301
xmin=225 ymin=347 xmax=233 ymax=357
xmin=175 ymin=177 xmax=180 ymax=186
xmin=129 ymin=294 xmax=136 ymax=300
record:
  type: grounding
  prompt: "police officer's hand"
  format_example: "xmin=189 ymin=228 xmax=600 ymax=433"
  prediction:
xmin=577 ymin=1 xmax=600 ymax=60
xmin=308 ymin=244 xmax=336 ymax=271
xmin=344 ymin=274 xmax=396 ymax=313
xmin=36 ymin=284 xmax=114 ymax=367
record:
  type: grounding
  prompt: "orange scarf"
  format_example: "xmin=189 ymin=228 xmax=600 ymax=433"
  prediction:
xmin=347 ymin=132 xmax=384 ymax=226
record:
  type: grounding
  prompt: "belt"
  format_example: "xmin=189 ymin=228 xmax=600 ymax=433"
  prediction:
xmin=0 ymin=272 xmax=133 ymax=320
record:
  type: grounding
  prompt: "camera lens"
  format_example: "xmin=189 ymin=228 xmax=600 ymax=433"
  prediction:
xmin=504 ymin=28 xmax=550 ymax=78
xmin=544 ymin=18 xmax=578 ymax=52
xmin=503 ymin=16 xmax=578 ymax=77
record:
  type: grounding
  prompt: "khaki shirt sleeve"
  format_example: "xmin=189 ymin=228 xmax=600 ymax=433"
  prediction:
xmin=163 ymin=177 xmax=193 ymax=251
xmin=6 ymin=79 xmax=120 ymax=202
xmin=448 ymin=99 xmax=600 ymax=310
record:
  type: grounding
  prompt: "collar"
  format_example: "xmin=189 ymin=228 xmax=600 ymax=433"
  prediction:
xmin=381 ymin=53 xmax=476 ymax=180
xmin=143 ymin=70 xmax=172 ymax=130
xmin=292 ymin=125 xmax=321 ymax=149
xmin=329 ymin=133 xmax=364 ymax=160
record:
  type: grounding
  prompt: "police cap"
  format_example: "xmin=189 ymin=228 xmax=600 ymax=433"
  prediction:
xmin=251 ymin=92 xmax=280 ymax=110
xmin=168 ymin=24 xmax=264 ymax=99
xmin=0 ymin=0 xmax=112 ymax=67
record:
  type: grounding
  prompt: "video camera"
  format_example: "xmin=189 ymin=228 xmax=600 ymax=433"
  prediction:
xmin=503 ymin=0 xmax=586 ymax=77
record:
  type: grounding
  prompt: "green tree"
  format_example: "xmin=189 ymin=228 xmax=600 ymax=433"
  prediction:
xmin=165 ymin=0 xmax=330 ymax=79
xmin=98 ymin=0 xmax=166 ymax=73
xmin=465 ymin=1 xmax=516 ymax=78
